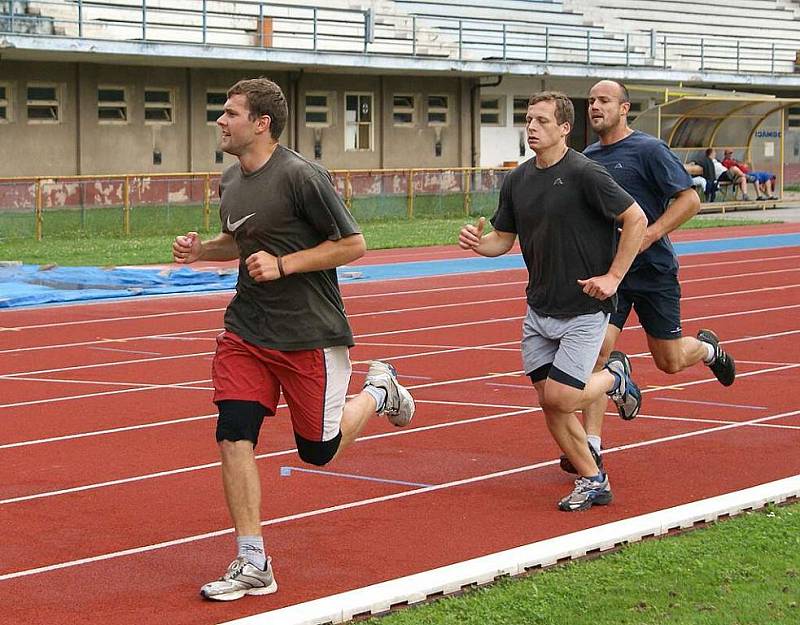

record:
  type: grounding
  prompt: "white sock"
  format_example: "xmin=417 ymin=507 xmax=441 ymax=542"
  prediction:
xmin=237 ymin=536 xmax=266 ymax=570
xmin=364 ymin=384 xmax=387 ymax=412
xmin=587 ymin=435 xmax=602 ymax=454
xmin=701 ymin=341 xmax=715 ymax=364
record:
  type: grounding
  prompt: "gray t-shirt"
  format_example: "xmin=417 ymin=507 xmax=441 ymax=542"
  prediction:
xmin=491 ymin=149 xmax=634 ymax=317
xmin=218 ymin=145 xmax=360 ymax=350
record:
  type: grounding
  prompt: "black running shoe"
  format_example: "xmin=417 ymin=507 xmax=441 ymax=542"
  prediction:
xmin=697 ymin=329 xmax=735 ymax=386
xmin=559 ymin=444 xmax=604 ymax=475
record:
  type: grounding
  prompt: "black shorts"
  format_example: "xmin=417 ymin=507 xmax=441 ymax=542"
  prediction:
xmin=610 ymin=268 xmax=682 ymax=340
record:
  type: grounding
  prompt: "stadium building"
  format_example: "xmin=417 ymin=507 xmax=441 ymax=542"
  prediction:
xmin=1 ymin=0 xmax=799 ymax=179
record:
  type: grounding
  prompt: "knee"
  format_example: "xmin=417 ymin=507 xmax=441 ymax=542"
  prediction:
xmin=540 ymin=386 xmax=578 ymax=416
xmin=295 ymin=432 xmax=342 ymax=466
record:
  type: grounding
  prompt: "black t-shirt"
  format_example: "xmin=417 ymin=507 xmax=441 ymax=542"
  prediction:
xmin=219 ymin=145 xmax=361 ymax=350
xmin=491 ymin=149 xmax=634 ymax=317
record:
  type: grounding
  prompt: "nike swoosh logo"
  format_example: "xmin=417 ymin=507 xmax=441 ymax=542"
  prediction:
xmin=226 ymin=212 xmax=256 ymax=232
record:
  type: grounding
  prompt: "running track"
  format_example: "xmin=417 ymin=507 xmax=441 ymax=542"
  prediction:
xmin=1 ymin=223 xmax=799 ymax=624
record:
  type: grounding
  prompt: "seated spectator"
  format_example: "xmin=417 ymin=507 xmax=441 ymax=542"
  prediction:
xmin=721 ymin=149 xmax=778 ymax=200
xmin=684 ymin=162 xmax=706 ymax=197
xmin=697 ymin=148 xmax=749 ymax=201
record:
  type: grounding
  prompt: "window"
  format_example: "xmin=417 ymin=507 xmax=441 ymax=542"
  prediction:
xmin=97 ymin=86 xmax=127 ymax=123
xmin=305 ymin=93 xmax=331 ymax=127
xmin=0 ymin=84 xmax=9 ymax=123
xmin=206 ymin=90 xmax=226 ymax=124
xmin=513 ymin=97 xmax=529 ymax=125
xmin=789 ymin=106 xmax=800 ymax=129
xmin=345 ymin=93 xmax=372 ymax=151
xmin=480 ymin=96 xmax=505 ymax=126
xmin=144 ymin=88 xmax=173 ymax=124
xmin=392 ymin=94 xmax=415 ymax=126
xmin=27 ymin=84 xmax=60 ymax=123
xmin=427 ymin=95 xmax=448 ymax=126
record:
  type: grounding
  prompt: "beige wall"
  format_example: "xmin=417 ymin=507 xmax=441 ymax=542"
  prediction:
xmin=0 ymin=61 xmax=79 ymax=177
xmin=0 ymin=62 xmax=475 ymax=176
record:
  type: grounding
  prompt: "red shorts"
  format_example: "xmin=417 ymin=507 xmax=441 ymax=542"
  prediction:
xmin=211 ymin=331 xmax=352 ymax=442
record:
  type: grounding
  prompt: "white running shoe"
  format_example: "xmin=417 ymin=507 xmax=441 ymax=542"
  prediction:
xmin=200 ymin=556 xmax=277 ymax=601
xmin=364 ymin=360 xmax=415 ymax=427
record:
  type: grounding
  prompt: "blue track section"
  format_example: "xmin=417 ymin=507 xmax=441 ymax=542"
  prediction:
xmin=1 ymin=232 xmax=798 ymax=309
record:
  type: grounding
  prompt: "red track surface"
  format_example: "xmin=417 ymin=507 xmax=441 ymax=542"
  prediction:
xmin=2 ymin=223 xmax=800 ymax=624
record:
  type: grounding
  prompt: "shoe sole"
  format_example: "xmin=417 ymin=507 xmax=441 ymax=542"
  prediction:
xmin=201 ymin=579 xmax=278 ymax=601
xmin=558 ymin=491 xmax=613 ymax=512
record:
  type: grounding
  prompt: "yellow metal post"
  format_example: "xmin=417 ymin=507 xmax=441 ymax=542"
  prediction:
xmin=344 ymin=171 xmax=353 ymax=210
xmin=203 ymin=174 xmax=211 ymax=231
xmin=35 ymin=177 xmax=43 ymax=241
xmin=123 ymin=176 xmax=131 ymax=235
xmin=463 ymin=168 xmax=472 ymax=216
xmin=406 ymin=169 xmax=414 ymax=219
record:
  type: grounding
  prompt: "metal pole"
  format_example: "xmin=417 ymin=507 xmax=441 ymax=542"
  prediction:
xmin=625 ymin=32 xmax=629 ymax=66
xmin=203 ymin=174 xmax=211 ymax=230
xmin=502 ymin=24 xmax=507 ymax=61
xmin=412 ymin=16 xmax=416 ymax=56
xmin=586 ymin=29 xmax=591 ymax=64
xmin=78 ymin=0 xmax=83 ymax=38
xmin=142 ymin=0 xmax=147 ymax=40
xmin=771 ymin=42 xmax=775 ymax=74
xmin=259 ymin=4 xmax=264 ymax=47
xmin=406 ymin=169 xmax=414 ymax=218
xmin=202 ymin=0 xmax=207 ymax=44
xmin=700 ymin=37 xmax=704 ymax=71
xmin=35 ymin=178 xmax=42 ymax=241
xmin=123 ymin=176 xmax=131 ymax=235
xmin=458 ymin=20 xmax=463 ymax=60
xmin=313 ymin=8 xmax=318 ymax=51
xmin=544 ymin=26 xmax=549 ymax=64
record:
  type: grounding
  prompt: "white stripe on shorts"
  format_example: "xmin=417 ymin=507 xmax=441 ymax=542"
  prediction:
xmin=322 ymin=346 xmax=352 ymax=442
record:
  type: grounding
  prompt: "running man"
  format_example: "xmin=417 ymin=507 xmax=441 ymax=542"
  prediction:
xmin=459 ymin=91 xmax=647 ymax=511
xmin=564 ymin=79 xmax=736 ymax=474
xmin=173 ymin=78 xmax=415 ymax=601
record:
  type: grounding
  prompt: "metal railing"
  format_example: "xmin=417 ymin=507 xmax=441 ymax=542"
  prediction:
xmin=0 ymin=167 xmax=510 ymax=239
xmin=1 ymin=0 xmax=798 ymax=73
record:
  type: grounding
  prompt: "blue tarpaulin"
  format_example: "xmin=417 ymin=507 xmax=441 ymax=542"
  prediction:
xmin=1 ymin=231 xmax=799 ymax=309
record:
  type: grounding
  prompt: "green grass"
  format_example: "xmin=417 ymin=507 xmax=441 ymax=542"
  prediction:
xmin=0 ymin=215 xmax=778 ymax=266
xmin=363 ymin=503 xmax=800 ymax=625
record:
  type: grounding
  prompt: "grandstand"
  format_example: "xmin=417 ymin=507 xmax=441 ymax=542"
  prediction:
xmin=0 ymin=0 xmax=798 ymax=176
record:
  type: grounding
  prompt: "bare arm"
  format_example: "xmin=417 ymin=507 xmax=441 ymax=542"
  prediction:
xmin=458 ymin=217 xmax=517 ymax=257
xmin=641 ymin=188 xmax=700 ymax=252
xmin=172 ymin=231 xmax=239 ymax=264
xmin=577 ymin=202 xmax=647 ymax=300
xmin=246 ymin=233 xmax=366 ymax=282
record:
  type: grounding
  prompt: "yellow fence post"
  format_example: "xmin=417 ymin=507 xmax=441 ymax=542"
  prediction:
xmin=203 ymin=174 xmax=211 ymax=231
xmin=463 ymin=168 xmax=472 ymax=216
xmin=35 ymin=177 xmax=43 ymax=241
xmin=407 ymin=169 xmax=414 ymax=219
xmin=123 ymin=176 xmax=131 ymax=235
xmin=344 ymin=171 xmax=353 ymax=210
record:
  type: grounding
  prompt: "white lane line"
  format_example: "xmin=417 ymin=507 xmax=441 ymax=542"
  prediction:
xmin=2 ymin=406 xmax=798 ymax=582
xmin=0 ymin=408 xmax=536 ymax=506
xmin=1 ymin=277 xmax=797 ymax=356
xmin=90 ymin=347 xmax=162 ymax=356
xmin=4 ymin=358 xmax=799 ymax=501
xmin=651 ymin=397 xmax=768 ymax=410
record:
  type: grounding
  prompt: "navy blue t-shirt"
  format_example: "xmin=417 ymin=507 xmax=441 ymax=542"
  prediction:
xmin=584 ymin=131 xmax=692 ymax=276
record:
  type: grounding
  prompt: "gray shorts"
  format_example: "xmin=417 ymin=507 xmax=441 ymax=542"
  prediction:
xmin=521 ymin=307 xmax=610 ymax=390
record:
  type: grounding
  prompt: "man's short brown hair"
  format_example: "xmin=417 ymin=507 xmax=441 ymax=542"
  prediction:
xmin=228 ymin=78 xmax=288 ymax=140
xmin=528 ymin=91 xmax=575 ymax=128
